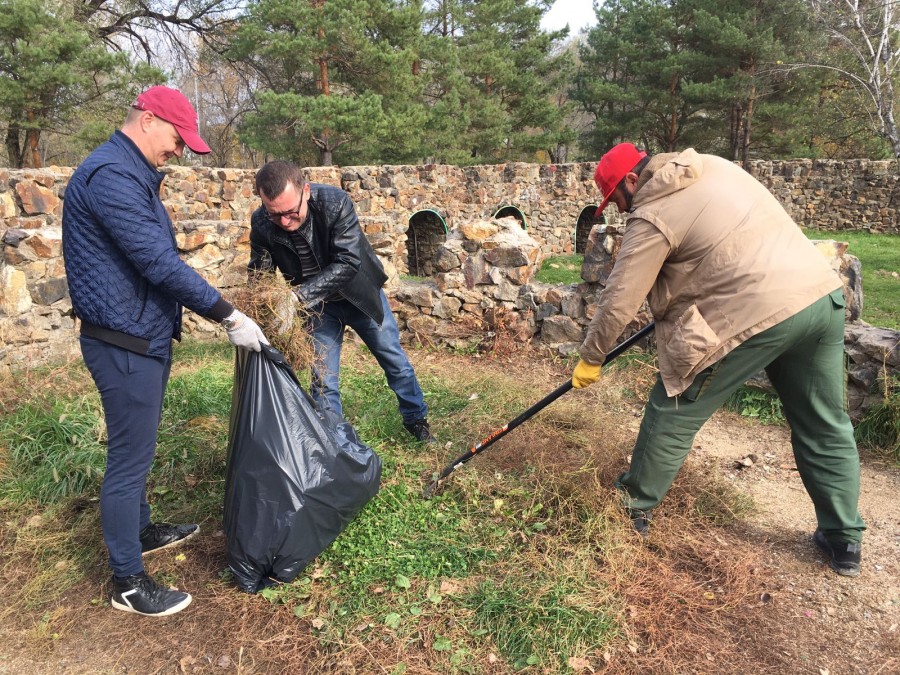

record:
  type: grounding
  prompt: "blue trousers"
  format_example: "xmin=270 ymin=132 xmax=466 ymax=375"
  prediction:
xmin=80 ymin=336 xmax=171 ymax=577
xmin=308 ymin=290 xmax=428 ymax=424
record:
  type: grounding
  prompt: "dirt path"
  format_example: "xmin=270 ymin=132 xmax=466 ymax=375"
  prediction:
xmin=685 ymin=413 xmax=900 ymax=674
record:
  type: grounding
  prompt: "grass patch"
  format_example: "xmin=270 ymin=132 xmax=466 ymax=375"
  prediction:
xmin=855 ymin=379 xmax=900 ymax=463
xmin=723 ymin=386 xmax=785 ymax=425
xmin=0 ymin=339 xmax=779 ymax=673
xmin=465 ymin=561 xmax=619 ymax=670
xmin=0 ymin=398 xmax=105 ymax=505
xmin=534 ymin=254 xmax=583 ymax=285
xmin=0 ymin=348 xmax=234 ymax=515
xmin=804 ymin=229 xmax=900 ymax=329
xmin=323 ymin=481 xmax=503 ymax=596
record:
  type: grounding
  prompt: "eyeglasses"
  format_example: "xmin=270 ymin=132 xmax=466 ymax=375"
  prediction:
xmin=266 ymin=190 xmax=307 ymax=223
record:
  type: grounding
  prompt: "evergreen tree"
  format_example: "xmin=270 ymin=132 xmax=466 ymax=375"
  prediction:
xmin=573 ymin=0 xmax=703 ymax=155
xmin=682 ymin=0 xmax=824 ymax=165
xmin=0 ymin=0 xmax=157 ymax=168
xmin=455 ymin=0 xmax=571 ymax=162
xmin=227 ymin=0 xmax=426 ymax=166
xmin=572 ymin=0 xmax=847 ymax=161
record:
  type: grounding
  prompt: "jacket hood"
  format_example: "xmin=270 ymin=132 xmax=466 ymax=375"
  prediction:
xmin=632 ymin=148 xmax=703 ymax=209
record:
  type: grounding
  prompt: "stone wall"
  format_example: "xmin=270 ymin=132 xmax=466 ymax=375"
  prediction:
xmin=1 ymin=158 xmax=898 ymax=377
xmin=746 ymin=158 xmax=900 ymax=233
xmin=391 ymin=216 xmax=543 ymax=350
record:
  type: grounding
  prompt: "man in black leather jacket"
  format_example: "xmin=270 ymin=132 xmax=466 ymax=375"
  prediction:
xmin=248 ymin=161 xmax=435 ymax=442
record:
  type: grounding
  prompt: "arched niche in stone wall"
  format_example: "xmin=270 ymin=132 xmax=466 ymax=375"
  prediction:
xmin=407 ymin=209 xmax=448 ymax=277
xmin=575 ymin=205 xmax=605 ymax=254
xmin=493 ymin=205 xmax=527 ymax=229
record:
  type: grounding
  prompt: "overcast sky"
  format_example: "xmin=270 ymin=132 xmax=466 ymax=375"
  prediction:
xmin=541 ymin=0 xmax=599 ymax=35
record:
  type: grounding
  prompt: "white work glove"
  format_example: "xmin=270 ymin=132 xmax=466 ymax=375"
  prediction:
xmin=223 ymin=309 xmax=269 ymax=352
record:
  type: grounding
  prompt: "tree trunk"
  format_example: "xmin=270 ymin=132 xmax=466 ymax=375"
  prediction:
xmin=5 ymin=123 xmax=24 ymax=168
xmin=26 ymin=128 xmax=42 ymax=169
xmin=741 ymin=84 xmax=756 ymax=171
xmin=880 ymin=69 xmax=900 ymax=169
xmin=729 ymin=102 xmax=742 ymax=161
xmin=666 ymin=71 xmax=679 ymax=151
xmin=549 ymin=143 xmax=567 ymax=164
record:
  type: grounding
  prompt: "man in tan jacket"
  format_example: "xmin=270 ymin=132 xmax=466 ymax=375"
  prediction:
xmin=572 ymin=143 xmax=865 ymax=576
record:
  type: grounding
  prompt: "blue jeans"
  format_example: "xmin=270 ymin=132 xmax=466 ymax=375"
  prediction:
xmin=309 ymin=290 xmax=428 ymax=424
xmin=80 ymin=336 xmax=172 ymax=577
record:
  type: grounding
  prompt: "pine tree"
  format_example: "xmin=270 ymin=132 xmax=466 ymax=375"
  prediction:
xmin=455 ymin=0 xmax=571 ymax=162
xmin=227 ymin=0 xmax=426 ymax=166
xmin=0 ymin=0 xmax=157 ymax=168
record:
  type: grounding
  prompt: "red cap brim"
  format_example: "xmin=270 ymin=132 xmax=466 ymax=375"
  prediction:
xmin=594 ymin=188 xmax=615 ymax=218
xmin=174 ymin=124 xmax=211 ymax=155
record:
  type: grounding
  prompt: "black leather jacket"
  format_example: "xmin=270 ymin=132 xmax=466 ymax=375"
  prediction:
xmin=248 ymin=183 xmax=388 ymax=323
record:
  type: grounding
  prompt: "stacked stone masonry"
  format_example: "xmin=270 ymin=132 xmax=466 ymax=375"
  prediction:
xmin=1 ymin=160 xmax=897 ymax=418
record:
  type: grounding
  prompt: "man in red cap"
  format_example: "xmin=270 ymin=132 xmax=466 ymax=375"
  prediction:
xmin=63 ymin=86 xmax=269 ymax=616
xmin=570 ymin=143 xmax=865 ymax=577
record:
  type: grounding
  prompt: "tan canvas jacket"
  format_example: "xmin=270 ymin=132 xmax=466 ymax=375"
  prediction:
xmin=579 ymin=149 xmax=841 ymax=397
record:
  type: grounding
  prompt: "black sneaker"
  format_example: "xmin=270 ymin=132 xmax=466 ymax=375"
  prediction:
xmin=813 ymin=529 xmax=861 ymax=577
xmin=628 ymin=508 xmax=652 ymax=539
xmin=404 ymin=419 xmax=437 ymax=444
xmin=110 ymin=572 xmax=192 ymax=616
xmin=140 ymin=522 xmax=199 ymax=556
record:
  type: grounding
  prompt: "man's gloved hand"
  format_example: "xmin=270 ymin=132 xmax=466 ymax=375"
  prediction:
xmin=273 ymin=290 xmax=300 ymax=333
xmin=572 ymin=359 xmax=602 ymax=389
xmin=223 ymin=309 xmax=269 ymax=352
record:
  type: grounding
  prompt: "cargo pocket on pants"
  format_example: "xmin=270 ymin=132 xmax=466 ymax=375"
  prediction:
xmin=680 ymin=360 xmax=723 ymax=402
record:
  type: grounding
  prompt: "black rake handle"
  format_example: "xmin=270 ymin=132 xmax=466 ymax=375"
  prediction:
xmin=423 ymin=322 xmax=655 ymax=498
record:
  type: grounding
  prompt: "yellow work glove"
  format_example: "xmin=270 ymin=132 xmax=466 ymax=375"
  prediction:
xmin=572 ymin=359 xmax=602 ymax=389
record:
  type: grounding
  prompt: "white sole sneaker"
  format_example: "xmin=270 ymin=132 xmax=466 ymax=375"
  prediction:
xmin=111 ymin=590 xmax=193 ymax=616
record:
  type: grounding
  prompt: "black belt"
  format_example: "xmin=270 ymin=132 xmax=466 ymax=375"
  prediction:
xmin=80 ymin=321 xmax=151 ymax=355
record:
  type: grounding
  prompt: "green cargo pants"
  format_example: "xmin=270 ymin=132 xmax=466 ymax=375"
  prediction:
xmin=617 ymin=290 xmax=865 ymax=543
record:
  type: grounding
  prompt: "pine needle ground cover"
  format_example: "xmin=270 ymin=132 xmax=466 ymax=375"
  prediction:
xmin=0 ymin=339 xmax=795 ymax=673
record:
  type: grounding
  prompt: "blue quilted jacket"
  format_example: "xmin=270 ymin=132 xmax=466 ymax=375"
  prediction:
xmin=62 ymin=132 xmax=232 ymax=357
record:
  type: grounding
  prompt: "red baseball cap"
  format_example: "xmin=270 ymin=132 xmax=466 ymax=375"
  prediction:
xmin=593 ymin=143 xmax=647 ymax=216
xmin=133 ymin=86 xmax=211 ymax=155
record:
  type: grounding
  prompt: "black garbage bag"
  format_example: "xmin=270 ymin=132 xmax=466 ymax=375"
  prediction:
xmin=223 ymin=344 xmax=381 ymax=593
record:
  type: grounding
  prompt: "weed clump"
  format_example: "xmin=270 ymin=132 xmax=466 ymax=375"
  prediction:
xmin=855 ymin=377 xmax=900 ymax=462
xmin=723 ymin=385 xmax=785 ymax=425
xmin=228 ymin=272 xmax=317 ymax=372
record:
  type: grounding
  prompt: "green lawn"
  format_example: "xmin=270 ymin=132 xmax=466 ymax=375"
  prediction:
xmin=534 ymin=254 xmax=583 ymax=284
xmin=804 ymin=229 xmax=899 ymax=329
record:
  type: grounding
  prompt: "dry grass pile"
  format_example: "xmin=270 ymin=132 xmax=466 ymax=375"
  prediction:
xmin=439 ymin=352 xmax=789 ymax=674
xmin=228 ymin=272 xmax=318 ymax=372
xmin=407 ymin=306 xmax=535 ymax=358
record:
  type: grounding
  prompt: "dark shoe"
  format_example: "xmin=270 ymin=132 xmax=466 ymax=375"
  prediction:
xmin=111 ymin=572 xmax=192 ymax=616
xmin=404 ymin=419 xmax=437 ymax=444
xmin=813 ymin=529 xmax=861 ymax=577
xmin=628 ymin=508 xmax=652 ymax=539
xmin=140 ymin=522 xmax=199 ymax=556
